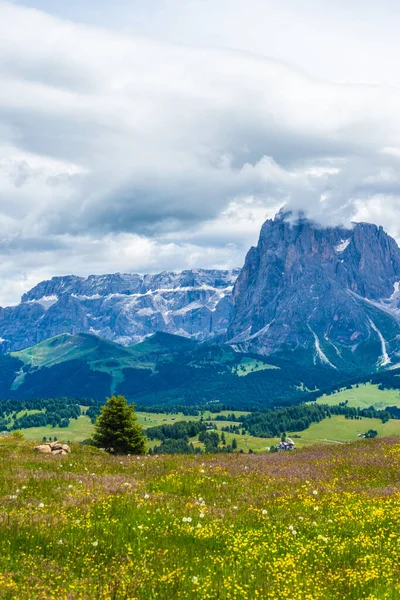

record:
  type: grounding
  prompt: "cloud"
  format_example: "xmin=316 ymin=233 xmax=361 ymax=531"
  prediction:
xmin=0 ymin=2 xmax=400 ymax=304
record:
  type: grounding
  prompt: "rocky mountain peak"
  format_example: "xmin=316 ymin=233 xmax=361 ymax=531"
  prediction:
xmin=228 ymin=213 xmax=400 ymax=370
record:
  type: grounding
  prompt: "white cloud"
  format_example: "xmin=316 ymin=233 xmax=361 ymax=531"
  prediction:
xmin=0 ymin=2 xmax=400 ymax=304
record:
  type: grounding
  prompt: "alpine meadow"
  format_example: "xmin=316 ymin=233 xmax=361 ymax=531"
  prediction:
xmin=1 ymin=1 xmax=400 ymax=599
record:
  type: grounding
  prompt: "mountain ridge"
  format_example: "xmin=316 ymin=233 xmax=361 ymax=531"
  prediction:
xmin=0 ymin=268 xmax=239 ymax=352
xmin=1 ymin=212 xmax=400 ymax=373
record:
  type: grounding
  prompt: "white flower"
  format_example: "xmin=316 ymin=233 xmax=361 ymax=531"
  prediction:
xmin=288 ymin=525 xmax=294 ymax=531
xmin=38 ymin=502 xmax=44 ymax=508
xmin=328 ymin=519 xmax=333 ymax=523
xmin=21 ymin=486 xmax=26 ymax=490
xmin=192 ymin=576 xmax=198 ymax=583
xmin=187 ymin=517 xmax=192 ymax=523
xmin=92 ymin=541 xmax=98 ymax=547
xmin=291 ymin=529 xmax=297 ymax=535
xmin=312 ymin=521 xmax=317 ymax=526
xmin=298 ymin=516 xmax=304 ymax=521
xmin=262 ymin=509 xmax=268 ymax=515
xmin=199 ymin=512 xmax=205 ymax=518
xmin=314 ymin=507 xmax=319 ymax=511
xmin=323 ymin=537 xmax=328 ymax=542
xmin=9 ymin=495 xmax=17 ymax=500
xmin=313 ymin=490 xmax=318 ymax=495
xmin=233 ymin=506 xmax=238 ymax=510
xmin=57 ymin=539 xmax=63 ymax=545
xmin=144 ymin=494 xmax=150 ymax=499
xmin=182 ymin=517 xmax=188 ymax=522
xmin=137 ymin=525 xmax=143 ymax=530
xmin=197 ymin=523 xmax=202 ymax=528
xmin=15 ymin=489 xmax=20 ymax=493
xmin=200 ymin=469 xmax=205 ymax=474
xmin=68 ymin=485 xmax=73 ymax=489
xmin=222 ymin=481 xmax=227 ymax=485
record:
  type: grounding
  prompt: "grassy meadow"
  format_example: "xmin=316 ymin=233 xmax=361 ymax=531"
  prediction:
xmin=316 ymin=382 xmax=400 ymax=410
xmin=17 ymin=410 xmax=400 ymax=453
xmin=0 ymin=436 xmax=399 ymax=599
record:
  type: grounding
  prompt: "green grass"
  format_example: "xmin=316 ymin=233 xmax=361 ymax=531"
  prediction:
xmin=0 ymin=437 xmax=399 ymax=599
xmin=12 ymin=333 xmax=128 ymax=368
xmin=316 ymin=382 xmax=400 ymax=410
xmin=232 ymin=357 xmax=279 ymax=376
xmin=259 ymin=415 xmax=400 ymax=449
xmin=291 ymin=415 xmax=400 ymax=447
xmin=19 ymin=416 xmax=94 ymax=442
xmin=17 ymin=411 xmax=250 ymax=444
xmin=14 ymin=410 xmax=400 ymax=455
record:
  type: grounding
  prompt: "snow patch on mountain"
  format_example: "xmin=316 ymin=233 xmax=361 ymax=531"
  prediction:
xmin=30 ymin=295 xmax=59 ymax=310
xmin=368 ymin=319 xmax=391 ymax=367
xmin=390 ymin=281 xmax=400 ymax=301
xmin=334 ymin=239 xmax=351 ymax=253
xmin=308 ymin=326 xmax=337 ymax=369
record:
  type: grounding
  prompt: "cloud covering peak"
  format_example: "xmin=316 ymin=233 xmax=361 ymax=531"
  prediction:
xmin=0 ymin=1 xmax=400 ymax=304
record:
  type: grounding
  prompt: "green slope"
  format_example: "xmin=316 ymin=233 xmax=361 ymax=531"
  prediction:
xmin=255 ymin=414 xmax=400 ymax=448
xmin=315 ymin=383 xmax=400 ymax=410
xmin=13 ymin=333 xmax=133 ymax=368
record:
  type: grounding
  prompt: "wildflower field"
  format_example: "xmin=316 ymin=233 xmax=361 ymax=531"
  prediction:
xmin=0 ymin=437 xmax=399 ymax=599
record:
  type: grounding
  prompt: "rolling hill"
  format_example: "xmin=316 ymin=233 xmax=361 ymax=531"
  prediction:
xmin=0 ymin=331 xmax=345 ymax=408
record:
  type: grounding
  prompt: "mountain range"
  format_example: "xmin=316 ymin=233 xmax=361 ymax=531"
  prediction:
xmin=0 ymin=269 xmax=239 ymax=352
xmin=1 ymin=211 xmax=400 ymax=375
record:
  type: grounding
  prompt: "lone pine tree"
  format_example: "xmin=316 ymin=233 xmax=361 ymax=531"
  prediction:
xmin=93 ymin=395 xmax=146 ymax=455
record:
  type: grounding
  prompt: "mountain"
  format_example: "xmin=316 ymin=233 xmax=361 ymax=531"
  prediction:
xmin=1 ymin=213 xmax=400 ymax=375
xmin=0 ymin=332 xmax=342 ymax=407
xmin=228 ymin=212 xmax=400 ymax=371
xmin=0 ymin=269 xmax=239 ymax=352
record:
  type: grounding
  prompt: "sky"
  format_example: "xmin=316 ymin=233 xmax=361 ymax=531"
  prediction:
xmin=1 ymin=0 xmax=400 ymax=305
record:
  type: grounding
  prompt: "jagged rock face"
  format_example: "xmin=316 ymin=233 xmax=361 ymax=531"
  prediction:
xmin=0 ymin=269 xmax=239 ymax=352
xmin=228 ymin=213 xmax=400 ymax=370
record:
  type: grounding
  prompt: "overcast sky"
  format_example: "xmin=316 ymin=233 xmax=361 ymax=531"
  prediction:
xmin=1 ymin=0 xmax=400 ymax=305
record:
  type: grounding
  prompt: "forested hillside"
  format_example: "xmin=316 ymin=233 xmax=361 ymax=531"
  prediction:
xmin=0 ymin=332 xmax=346 ymax=408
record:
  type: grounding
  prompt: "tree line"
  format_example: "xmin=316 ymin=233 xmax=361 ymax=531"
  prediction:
xmin=239 ymin=403 xmax=394 ymax=438
xmin=0 ymin=397 xmax=88 ymax=432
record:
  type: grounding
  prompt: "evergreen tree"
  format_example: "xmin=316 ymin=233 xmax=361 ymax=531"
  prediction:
xmin=93 ymin=395 xmax=146 ymax=455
